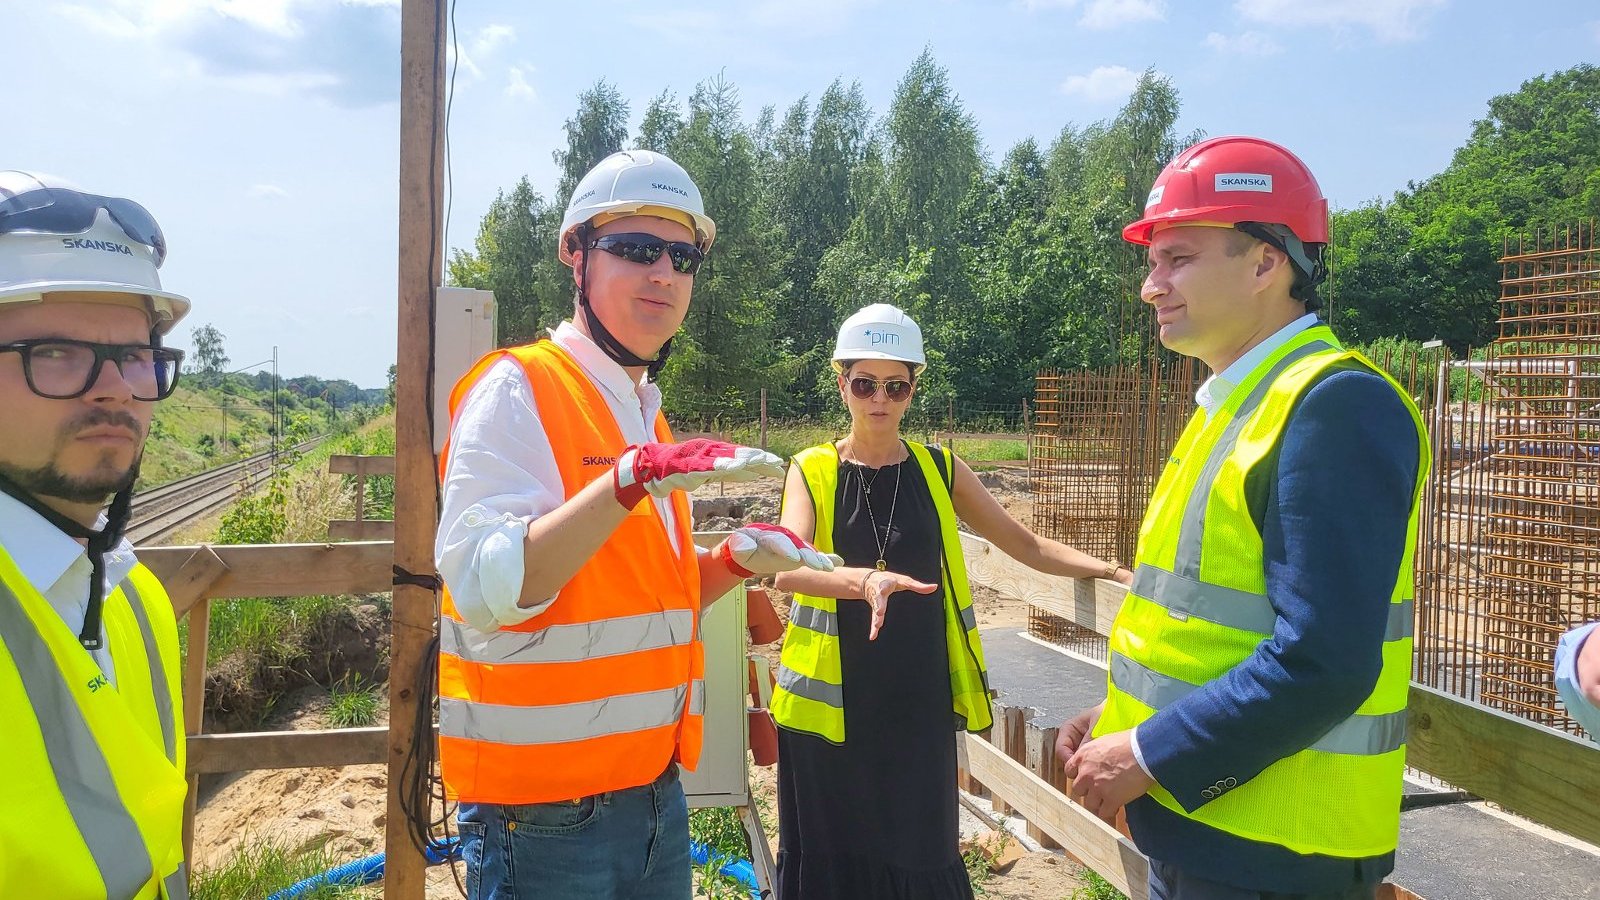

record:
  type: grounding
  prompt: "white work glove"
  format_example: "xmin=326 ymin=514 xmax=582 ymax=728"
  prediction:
xmin=613 ymin=438 xmax=786 ymax=508
xmin=716 ymin=523 xmax=843 ymax=577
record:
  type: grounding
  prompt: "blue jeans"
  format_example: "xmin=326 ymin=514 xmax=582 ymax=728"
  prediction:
xmin=458 ymin=766 xmax=691 ymax=900
xmin=1148 ymin=860 xmax=1379 ymax=900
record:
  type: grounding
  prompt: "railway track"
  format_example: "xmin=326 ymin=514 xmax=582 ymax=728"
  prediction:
xmin=127 ymin=438 xmax=323 ymax=545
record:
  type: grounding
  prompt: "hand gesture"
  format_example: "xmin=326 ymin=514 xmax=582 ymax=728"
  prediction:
xmin=1056 ymin=700 xmax=1104 ymax=762
xmin=862 ymin=570 xmax=937 ymax=641
xmin=614 ymin=439 xmax=785 ymax=508
xmin=718 ymin=523 xmax=844 ymax=577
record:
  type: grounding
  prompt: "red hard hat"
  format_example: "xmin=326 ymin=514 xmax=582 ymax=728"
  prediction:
xmin=1123 ymin=136 xmax=1328 ymax=247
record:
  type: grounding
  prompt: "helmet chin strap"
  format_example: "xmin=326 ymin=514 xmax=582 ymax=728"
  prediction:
xmin=576 ymin=233 xmax=673 ymax=381
xmin=0 ymin=468 xmax=134 ymax=652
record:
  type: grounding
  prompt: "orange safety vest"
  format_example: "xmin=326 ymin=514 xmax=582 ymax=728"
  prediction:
xmin=437 ymin=340 xmax=704 ymax=805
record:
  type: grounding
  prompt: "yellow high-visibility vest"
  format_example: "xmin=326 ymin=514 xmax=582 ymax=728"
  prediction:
xmin=0 ymin=546 xmax=188 ymax=899
xmin=771 ymin=440 xmax=992 ymax=743
xmin=1095 ymin=324 xmax=1430 ymax=858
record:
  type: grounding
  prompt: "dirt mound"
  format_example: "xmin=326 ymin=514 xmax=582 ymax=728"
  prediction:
xmin=205 ymin=601 xmax=390 ymax=731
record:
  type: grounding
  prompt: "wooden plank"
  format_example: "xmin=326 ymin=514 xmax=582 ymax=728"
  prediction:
xmin=181 ymin=596 xmax=210 ymax=866
xmin=140 ymin=542 xmax=393 ymax=600
xmin=162 ymin=544 xmax=231 ymax=618
xmin=1030 ymin=725 xmax=1064 ymax=850
xmin=390 ymin=0 xmax=446 ymax=894
xmin=329 ymin=520 xmax=397 ymax=541
xmin=964 ymin=734 xmax=1149 ymax=899
xmin=960 ymin=532 xmax=1127 ymax=636
xmin=329 ymin=454 xmax=396 ymax=476
xmin=1406 ymin=683 xmax=1600 ymax=846
xmin=187 ymin=727 xmax=389 ymax=774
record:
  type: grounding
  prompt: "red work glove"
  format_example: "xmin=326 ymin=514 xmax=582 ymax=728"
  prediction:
xmin=613 ymin=439 xmax=786 ymax=509
xmin=716 ymin=523 xmax=844 ymax=577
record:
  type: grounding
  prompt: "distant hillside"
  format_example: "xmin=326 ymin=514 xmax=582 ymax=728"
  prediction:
xmin=140 ymin=371 xmax=386 ymax=488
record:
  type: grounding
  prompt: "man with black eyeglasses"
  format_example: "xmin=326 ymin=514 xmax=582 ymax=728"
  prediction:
xmin=0 ymin=170 xmax=192 ymax=898
xmin=436 ymin=150 xmax=839 ymax=899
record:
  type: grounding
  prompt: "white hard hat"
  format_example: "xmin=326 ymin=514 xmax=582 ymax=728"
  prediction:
xmin=0 ymin=170 xmax=190 ymax=335
xmin=558 ymin=150 xmax=716 ymax=266
xmin=831 ymin=303 xmax=926 ymax=377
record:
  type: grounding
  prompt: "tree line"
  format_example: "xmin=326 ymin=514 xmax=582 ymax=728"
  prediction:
xmin=447 ymin=55 xmax=1600 ymax=424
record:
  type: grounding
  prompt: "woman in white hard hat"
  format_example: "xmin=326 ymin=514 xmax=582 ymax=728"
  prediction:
xmin=768 ymin=304 xmax=1133 ymax=899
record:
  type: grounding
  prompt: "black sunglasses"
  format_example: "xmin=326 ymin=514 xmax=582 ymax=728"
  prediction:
xmin=0 ymin=339 xmax=183 ymax=401
xmin=587 ymin=233 xmax=704 ymax=275
xmin=0 ymin=186 xmax=167 ymax=264
xmin=849 ymin=376 xmax=913 ymax=402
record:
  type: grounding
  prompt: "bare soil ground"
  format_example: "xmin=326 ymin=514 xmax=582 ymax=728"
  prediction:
xmin=191 ymin=465 xmax=1097 ymax=898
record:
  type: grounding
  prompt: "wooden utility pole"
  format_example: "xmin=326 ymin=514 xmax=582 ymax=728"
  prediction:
xmin=387 ymin=0 xmax=444 ymax=896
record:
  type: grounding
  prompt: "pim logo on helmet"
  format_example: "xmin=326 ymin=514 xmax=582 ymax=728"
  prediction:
xmin=652 ymin=182 xmax=689 ymax=198
xmin=864 ymin=328 xmax=900 ymax=347
xmin=61 ymin=237 xmax=134 ymax=256
xmin=1214 ymin=173 xmax=1273 ymax=193
xmin=1145 ymin=185 xmax=1165 ymax=208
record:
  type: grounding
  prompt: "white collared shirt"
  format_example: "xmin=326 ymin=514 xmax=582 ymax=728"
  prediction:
xmin=1194 ymin=313 xmax=1321 ymax=420
xmin=0 ymin=492 xmax=139 ymax=683
xmin=435 ymin=322 xmax=687 ymax=633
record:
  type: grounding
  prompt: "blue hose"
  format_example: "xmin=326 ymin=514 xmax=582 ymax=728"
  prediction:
xmin=264 ymin=837 xmax=762 ymax=899
xmin=689 ymin=840 xmax=761 ymax=898
xmin=265 ymin=839 xmax=460 ymax=899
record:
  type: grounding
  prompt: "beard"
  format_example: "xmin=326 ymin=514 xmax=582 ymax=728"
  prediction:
xmin=0 ymin=408 xmax=144 ymax=505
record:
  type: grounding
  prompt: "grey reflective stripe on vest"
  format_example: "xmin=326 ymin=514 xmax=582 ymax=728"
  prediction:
xmin=1110 ymin=652 xmax=1405 ymax=755
xmin=1132 ymin=565 xmax=1415 ymax=642
xmin=440 ymin=609 xmax=697 ymax=666
xmin=0 ymin=580 xmax=159 ymax=898
xmin=1132 ymin=564 xmax=1276 ymax=634
xmin=123 ymin=580 xmax=178 ymax=764
xmin=958 ymin=600 xmax=978 ymax=633
xmin=164 ymin=864 xmax=190 ymax=900
xmin=788 ymin=603 xmax=838 ymax=637
xmin=1132 ymin=564 xmax=1414 ymax=642
xmin=1175 ymin=341 xmax=1336 ymax=578
xmin=775 ymin=664 xmax=844 ymax=709
xmin=440 ymin=679 xmax=706 ymax=745
xmin=1388 ymin=599 xmax=1414 ymax=642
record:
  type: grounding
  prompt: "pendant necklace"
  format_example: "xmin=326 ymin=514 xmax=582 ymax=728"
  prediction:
xmin=858 ymin=458 xmax=901 ymax=571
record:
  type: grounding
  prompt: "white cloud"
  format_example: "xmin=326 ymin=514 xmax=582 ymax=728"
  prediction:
xmin=1234 ymin=0 xmax=1445 ymax=42
xmin=53 ymin=0 xmax=402 ymax=106
xmin=471 ymin=23 xmax=515 ymax=58
xmin=1059 ymin=65 xmax=1141 ymax=103
xmin=1204 ymin=30 xmax=1284 ymax=56
xmin=505 ymin=66 xmax=536 ymax=101
xmin=247 ymin=183 xmax=289 ymax=199
xmin=1079 ymin=0 xmax=1165 ymax=29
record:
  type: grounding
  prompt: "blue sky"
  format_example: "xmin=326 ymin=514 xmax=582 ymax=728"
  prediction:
xmin=8 ymin=0 xmax=1597 ymax=388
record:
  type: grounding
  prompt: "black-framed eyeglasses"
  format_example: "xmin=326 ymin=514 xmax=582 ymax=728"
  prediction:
xmin=587 ymin=233 xmax=704 ymax=275
xmin=0 ymin=185 xmax=167 ymax=264
xmin=849 ymin=376 xmax=913 ymax=402
xmin=0 ymin=339 xmax=183 ymax=401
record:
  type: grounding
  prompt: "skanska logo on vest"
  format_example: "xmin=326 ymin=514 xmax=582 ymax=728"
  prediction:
xmin=62 ymin=237 xmax=134 ymax=256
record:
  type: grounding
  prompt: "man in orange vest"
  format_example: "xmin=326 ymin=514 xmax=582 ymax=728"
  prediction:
xmin=436 ymin=150 xmax=839 ymax=899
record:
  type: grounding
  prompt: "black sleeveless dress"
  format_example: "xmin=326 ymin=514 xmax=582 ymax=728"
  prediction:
xmin=775 ymin=444 xmax=974 ymax=900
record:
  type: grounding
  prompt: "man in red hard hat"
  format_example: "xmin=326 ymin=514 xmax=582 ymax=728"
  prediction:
xmin=1058 ymin=137 xmax=1431 ymax=898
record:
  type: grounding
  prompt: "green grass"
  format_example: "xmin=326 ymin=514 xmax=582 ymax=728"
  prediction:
xmin=141 ymin=384 xmax=276 ymax=486
xmin=327 ymin=676 xmax=380 ymax=728
xmin=191 ymin=838 xmax=377 ymax=900
xmin=1068 ymin=869 xmax=1128 ymax=900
